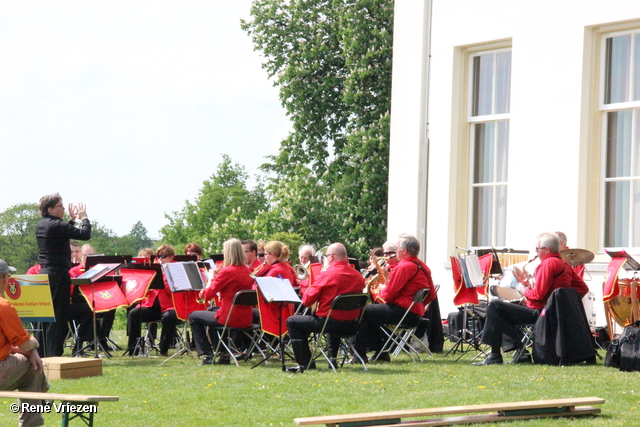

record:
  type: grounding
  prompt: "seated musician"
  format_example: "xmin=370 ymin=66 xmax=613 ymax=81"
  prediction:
xmin=297 ymin=244 xmax=315 ymax=295
xmin=286 ymin=243 xmax=365 ymax=372
xmin=263 ymin=241 xmax=297 ymax=284
xmin=364 ymin=247 xmax=384 ymax=277
xmin=382 ymin=241 xmax=399 ymax=271
xmin=473 ymin=232 xmax=590 ymax=365
xmin=184 ymin=242 xmax=204 ymax=260
xmin=242 ymin=239 xmax=262 ymax=270
xmin=353 ymin=234 xmax=436 ymax=363
xmin=256 ymin=241 xmax=266 ymax=265
xmin=189 ymin=238 xmax=254 ymax=365
xmin=68 ymin=243 xmax=96 ymax=356
xmin=125 ymin=244 xmax=179 ymax=357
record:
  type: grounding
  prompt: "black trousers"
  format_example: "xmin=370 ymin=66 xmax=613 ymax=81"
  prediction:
xmin=189 ymin=307 xmax=224 ymax=357
xmin=39 ymin=267 xmax=71 ymax=357
xmin=353 ymin=303 xmax=421 ymax=357
xmin=481 ymin=300 xmax=541 ymax=350
xmin=286 ymin=314 xmax=359 ymax=365
xmin=126 ymin=299 xmax=178 ymax=354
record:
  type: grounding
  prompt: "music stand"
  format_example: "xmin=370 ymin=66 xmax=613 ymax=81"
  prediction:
xmin=121 ymin=262 xmax=164 ymax=357
xmin=73 ymin=262 xmax=122 ymax=358
xmin=251 ymin=277 xmax=301 ymax=371
xmin=160 ymin=262 xmax=205 ymax=364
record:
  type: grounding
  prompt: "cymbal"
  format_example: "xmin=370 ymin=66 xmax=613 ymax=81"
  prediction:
xmin=559 ymin=248 xmax=594 ymax=265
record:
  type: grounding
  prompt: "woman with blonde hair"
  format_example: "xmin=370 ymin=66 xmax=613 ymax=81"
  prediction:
xmin=263 ymin=241 xmax=296 ymax=284
xmin=188 ymin=238 xmax=254 ymax=365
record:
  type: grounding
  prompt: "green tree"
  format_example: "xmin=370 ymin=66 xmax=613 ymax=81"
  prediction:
xmin=242 ymin=0 xmax=393 ymax=258
xmin=0 ymin=203 xmax=40 ymax=273
xmin=160 ymin=155 xmax=270 ymax=254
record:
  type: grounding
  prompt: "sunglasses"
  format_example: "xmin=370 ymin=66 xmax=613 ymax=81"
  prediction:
xmin=257 ymin=253 xmax=265 ymax=257
xmin=157 ymin=254 xmax=169 ymax=259
xmin=383 ymin=251 xmax=396 ymax=256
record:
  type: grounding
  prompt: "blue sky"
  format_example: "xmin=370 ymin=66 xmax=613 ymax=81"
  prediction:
xmin=0 ymin=1 xmax=291 ymax=238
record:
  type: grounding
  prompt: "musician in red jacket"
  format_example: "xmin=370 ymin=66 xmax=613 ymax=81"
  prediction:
xmin=353 ymin=234 xmax=436 ymax=363
xmin=286 ymin=243 xmax=365 ymax=372
xmin=125 ymin=244 xmax=178 ymax=357
xmin=474 ymin=232 xmax=590 ymax=365
xmin=189 ymin=238 xmax=254 ymax=365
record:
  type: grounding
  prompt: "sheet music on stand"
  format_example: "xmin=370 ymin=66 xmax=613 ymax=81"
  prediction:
xmin=604 ymin=248 xmax=640 ymax=271
xmin=254 ymin=277 xmax=301 ymax=303
xmin=162 ymin=262 xmax=206 ymax=292
xmin=458 ymin=254 xmax=484 ymax=288
xmin=76 ymin=263 xmax=121 ymax=284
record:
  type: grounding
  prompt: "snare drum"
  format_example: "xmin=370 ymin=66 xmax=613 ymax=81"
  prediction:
xmin=489 ymin=285 xmax=524 ymax=303
xmin=582 ymin=291 xmax=596 ymax=327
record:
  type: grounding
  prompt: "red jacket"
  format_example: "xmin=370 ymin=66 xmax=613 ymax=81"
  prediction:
xmin=265 ymin=261 xmax=296 ymax=287
xmin=302 ymin=260 xmax=365 ymax=321
xmin=203 ymin=264 xmax=255 ymax=328
xmin=381 ymin=256 xmax=436 ymax=316
xmin=141 ymin=262 xmax=175 ymax=313
xmin=524 ymin=253 xmax=589 ymax=309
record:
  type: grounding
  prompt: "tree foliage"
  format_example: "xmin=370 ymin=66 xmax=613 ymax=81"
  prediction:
xmin=242 ymin=0 xmax=394 ymax=258
xmin=160 ymin=154 xmax=270 ymax=254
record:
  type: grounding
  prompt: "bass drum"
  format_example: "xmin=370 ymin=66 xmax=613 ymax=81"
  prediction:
xmin=605 ymin=279 xmax=640 ymax=328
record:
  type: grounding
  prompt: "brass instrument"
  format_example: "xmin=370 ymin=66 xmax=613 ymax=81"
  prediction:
xmin=294 ymin=263 xmax=310 ymax=281
xmin=365 ymin=256 xmax=393 ymax=303
xmin=252 ymin=260 xmax=267 ymax=277
xmin=512 ymin=255 xmax=538 ymax=287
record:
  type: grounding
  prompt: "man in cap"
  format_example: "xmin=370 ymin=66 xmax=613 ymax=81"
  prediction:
xmin=0 ymin=259 xmax=49 ymax=427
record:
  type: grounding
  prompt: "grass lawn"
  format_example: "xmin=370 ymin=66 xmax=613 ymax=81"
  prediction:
xmin=1 ymin=333 xmax=638 ymax=426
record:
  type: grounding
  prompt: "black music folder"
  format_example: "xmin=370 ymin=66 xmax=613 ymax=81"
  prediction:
xmin=162 ymin=262 xmax=206 ymax=292
xmin=254 ymin=277 xmax=301 ymax=304
xmin=76 ymin=263 xmax=121 ymax=284
xmin=605 ymin=248 xmax=640 ymax=271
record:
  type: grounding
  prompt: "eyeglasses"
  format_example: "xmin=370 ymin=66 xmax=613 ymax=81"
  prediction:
xmin=535 ymin=247 xmax=547 ymax=251
xmin=54 ymin=204 xmax=64 ymax=209
xmin=326 ymin=253 xmax=336 ymax=257
xmin=383 ymin=251 xmax=396 ymax=256
xmin=157 ymin=254 xmax=169 ymax=259
xmin=257 ymin=253 xmax=265 ymax=257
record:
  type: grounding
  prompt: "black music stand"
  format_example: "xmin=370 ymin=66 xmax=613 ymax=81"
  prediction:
xmin=160 ymin=262 xmax=205 ymax=364
xmin=251 ymin=277 xmax=301 ymax=371
xmin=121 ymin=262 xmax=165 ymax=357
xmin=73 ymin=262 xmax=122 ymax=358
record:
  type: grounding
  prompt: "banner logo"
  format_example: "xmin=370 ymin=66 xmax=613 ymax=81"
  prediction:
xmin=6 ymin=279 xmax=21 ymax=300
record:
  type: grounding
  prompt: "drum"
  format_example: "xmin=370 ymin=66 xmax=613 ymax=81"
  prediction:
xmin=605 ymin=278 xmax=640 ymax=328
xmin=489 ymin=285 xmax=523 ymax=303
xmin=582 ymin=291 xmax=596 ymax=327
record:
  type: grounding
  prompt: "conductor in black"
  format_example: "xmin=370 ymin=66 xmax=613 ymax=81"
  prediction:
xmin=36 ymin=193 xmax=91 ymax=357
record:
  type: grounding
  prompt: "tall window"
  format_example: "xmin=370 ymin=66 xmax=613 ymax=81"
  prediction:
xmin=602 ymin=32 xmax=640 ymax=247
xmin=469 ymin=50 xmax=511 ymax=247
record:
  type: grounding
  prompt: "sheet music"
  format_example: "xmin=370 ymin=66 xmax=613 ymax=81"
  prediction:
xmin=458 ymin=254 xmax=484 ymax=288
xmin=163 ymin=262 xmax=205 ymax=292
xmin=254 ymin=277 xmax=301 ymax=303
xmin=77 ymin=263 xmax=121 ymax=283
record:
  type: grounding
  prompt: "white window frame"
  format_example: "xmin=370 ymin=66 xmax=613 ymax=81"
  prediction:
xmin=467 ymin=48 xmax=511 ymax=248
xmin=599 ymin=29 xmax=640 ymax=250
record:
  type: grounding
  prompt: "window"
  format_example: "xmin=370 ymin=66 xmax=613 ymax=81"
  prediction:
xmin=602 ymin=31 xmax=640 ymax=247
xmin=469 ymin=50 xmax=511 ymax=247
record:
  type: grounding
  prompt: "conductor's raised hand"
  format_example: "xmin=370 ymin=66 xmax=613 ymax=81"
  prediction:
xmin=75 ymin=203 xmax=88 ymax=220
xmin=68 ymin=203 xmax=78 ymax=221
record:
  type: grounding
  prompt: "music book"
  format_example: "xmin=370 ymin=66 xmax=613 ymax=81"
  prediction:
xmin=76 ymin=263 xmax=122 ymax=283
xmin=162 ymin=262 xmax=206 ymax=292
xmin=254 ymin=277 xmax=301 ymax=303
xmin=458 ymin=254 xmax=484 ymax=288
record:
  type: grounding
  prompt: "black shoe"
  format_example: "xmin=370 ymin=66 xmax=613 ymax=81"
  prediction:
xmin=287 ymin=362 xmax=316 ymax=373
xmin=472 ymin=353 xmax=503 ymax=366
xmin=347 ymin=355 xmax=368 ymax=365
xmin=513 ymin=350 xmax=532 ymax=364
xmin=216 ymin=355 xmax=230 ymax=365
xmin=199 ymin=355 xmax=213 ymax=366
xmin=374 ymin=352 xmax=391 ymax=362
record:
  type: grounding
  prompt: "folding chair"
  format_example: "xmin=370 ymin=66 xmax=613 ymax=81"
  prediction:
xmin=212 ymin=290 xmax=266 ymax=367
xmin=372 ymin=288 xmax=431 ymax=363
xmin=307 ymin=293 xmax=370 ymax=373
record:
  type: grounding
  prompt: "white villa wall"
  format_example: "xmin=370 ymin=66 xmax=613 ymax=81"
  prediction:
xmin=388 ymin=0 xmax=640 ymax=325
